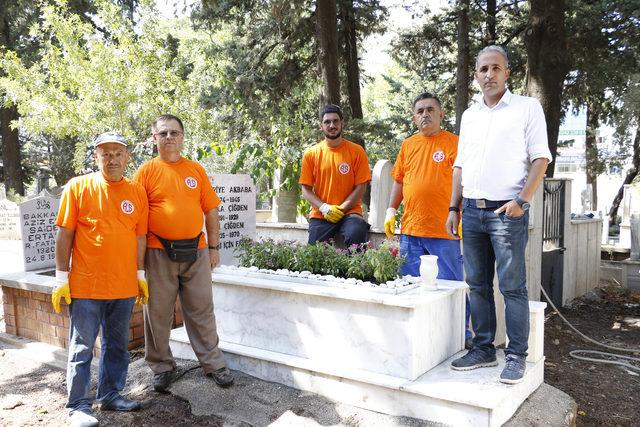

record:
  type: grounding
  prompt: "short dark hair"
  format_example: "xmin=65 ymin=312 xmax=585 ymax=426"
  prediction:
xmin=152 ymin=114 xmax=184 ymax=132
xmin=319 ymin=104 xmax=343 ymax=121
xmin=412 ymin=93 xmax=442 ymax=109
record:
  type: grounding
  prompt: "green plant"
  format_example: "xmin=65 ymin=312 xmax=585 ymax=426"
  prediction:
xmin=237 ymin=239 xmax=404 ymax=284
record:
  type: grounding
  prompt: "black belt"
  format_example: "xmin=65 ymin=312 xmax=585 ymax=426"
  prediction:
xmin=463 ymin=197 xmax=511 ymax=209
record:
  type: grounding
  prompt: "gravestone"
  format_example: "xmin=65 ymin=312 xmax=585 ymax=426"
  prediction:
xmin=0 ymin=195 xmax=21 ymax=240
xmin=209 ymin=174 xmax=256 ymax=265
xmin=19 ymin=191 xmax=60 ymax=271
xmin=369 ymin=160 xmax=393 ymax=232
xmin=619 ymin=184 xmax=632 ymax=248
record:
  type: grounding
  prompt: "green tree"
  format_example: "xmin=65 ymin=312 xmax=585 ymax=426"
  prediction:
xmin=0 ymin=1 xmax=226 ymax=183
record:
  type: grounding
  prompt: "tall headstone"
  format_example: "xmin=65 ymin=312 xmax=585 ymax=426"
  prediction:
xmin=19 ymin=191 xmax=60 ymax=271
xmin=209 ymin=174 xmax=256 ymax=265
xmin=0 ymin=196 xmax=21 ymax=240
xmin=619 ymin=184 xmax=632 ymax=248
xmin=369 ymin=160 xmax=393 ymax=232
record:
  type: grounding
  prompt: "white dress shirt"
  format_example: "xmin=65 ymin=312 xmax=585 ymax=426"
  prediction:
xmin=453 ymin=90 xmax=552 ymax=200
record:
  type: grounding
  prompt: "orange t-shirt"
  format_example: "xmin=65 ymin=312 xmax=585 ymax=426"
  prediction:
xmin=133 ymin=156 xmax=221 ymax=249
xmin=391 ymin=130 xmax=458 ymax=239
xmin=299 ymin=139 xmax=371 ymax=220
xmin=56 ymin=172 xmax=148 ymax=299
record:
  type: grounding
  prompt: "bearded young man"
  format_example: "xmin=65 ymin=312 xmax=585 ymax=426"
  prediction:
xmin=299 ymin=104 xmax=372 ymax=245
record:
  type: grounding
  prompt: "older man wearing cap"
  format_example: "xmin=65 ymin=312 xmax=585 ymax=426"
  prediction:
xmin=53 ymin=132 xmax=149 ymax=426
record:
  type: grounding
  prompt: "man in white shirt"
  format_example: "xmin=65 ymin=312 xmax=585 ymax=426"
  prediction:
xmin=445 ymin=45 xmax=552 ymax=384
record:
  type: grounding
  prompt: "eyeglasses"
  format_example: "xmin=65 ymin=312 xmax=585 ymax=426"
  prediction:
xmin=155 ymin=130 xmax=183 ymax=139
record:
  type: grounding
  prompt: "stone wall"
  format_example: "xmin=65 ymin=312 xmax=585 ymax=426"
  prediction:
xmin=1 ymin=285 xmax=183 ymax=354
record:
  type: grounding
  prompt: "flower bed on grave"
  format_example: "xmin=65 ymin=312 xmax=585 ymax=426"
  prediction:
xmin=222 ymin=237 xmax=421 ymax=294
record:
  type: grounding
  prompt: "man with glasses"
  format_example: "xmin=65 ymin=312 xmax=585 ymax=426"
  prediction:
xmin=53 ymin=132 xmax=148 ymax=426
xmin=134 ymin=114 xmax=233 ymax=393
xmin=299 ymin=104 xmax=371 ymax=245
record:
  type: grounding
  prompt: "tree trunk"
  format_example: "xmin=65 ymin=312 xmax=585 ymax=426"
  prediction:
xmin=455 ymin=0 xmax=470 ymax=133
xmin=609 ymin=117 xmax=640 ymax=224
xmin=584 ymin=103 xmax=600 ymax=210
xmin=316 ymin=0 xmax=340 ymax=108
xmin=0 ymin=104 xmax=24 ymax=196
xmin=525 ymin=0 xmax=569 ymax=178
xmin=339 ymin=0 xmax=362 ymax=121
xmin=486 ymin=0 xmax=496 ymax=45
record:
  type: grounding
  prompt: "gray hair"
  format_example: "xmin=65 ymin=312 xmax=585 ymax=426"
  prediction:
xmin=475 ymin=45 xmax=510 ymax=69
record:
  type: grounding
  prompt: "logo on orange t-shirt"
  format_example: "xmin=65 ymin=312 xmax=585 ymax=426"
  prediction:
xmin=338 ymin=162 xmax=350 ymax=174
xmin=432 ymin=150 xmax=445 ymax=163
xmin=121 ymin=200 xmax=134 ymax=214
xmin=185 ymin=176 xmax=198 ymax=189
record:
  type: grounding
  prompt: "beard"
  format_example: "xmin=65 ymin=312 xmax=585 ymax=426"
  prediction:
xmin=324 ymin=130 xmax=342 ymax=140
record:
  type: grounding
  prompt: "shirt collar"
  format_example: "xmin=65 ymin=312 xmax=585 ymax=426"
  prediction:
xmin=474 ymin=89 xmax=513 ymax=110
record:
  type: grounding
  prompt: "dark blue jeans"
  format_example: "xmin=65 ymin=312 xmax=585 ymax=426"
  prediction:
xmin=399 ymin=235 xmax=471 ymax=339
xmin=462 ymin=200 xmax=530 ymax=357
xmin=308 ymin=214 xmax=370 ymax=246
xmin=66 ymin=297 xmax=135 ymax=414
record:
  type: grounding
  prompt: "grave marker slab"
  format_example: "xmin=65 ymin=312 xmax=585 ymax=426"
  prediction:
xmin=19 ymin=192 xmax=60 ymax=271
xmin=209 ymin=174 xmax=256 ymax=265
xmin=0 ymin=199 xmax=20 ymax=240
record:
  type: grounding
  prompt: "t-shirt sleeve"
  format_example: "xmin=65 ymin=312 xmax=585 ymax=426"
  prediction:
xmin=56 ymin=180 xmax=78 ymax=230
xmin=198 ymin=165 xmax=221 ymax=213
xmin=135 ymin=185 xmax=149 ymax=236
xmin=526 ymin=99 xmax=553 ymax=163
xmin=449 ymin=133 xmax=459 ymax=168
xmin=353 ymin=145 xmax=372 ymax=185
xmin=298 ymin=150 xmax=315 ymax=186
xmin=391 ymin=142 xmax=406 ymax=182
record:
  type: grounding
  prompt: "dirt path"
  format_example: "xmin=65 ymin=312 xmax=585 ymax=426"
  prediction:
xmin=543 ymin=285 xmax=640 ymax=426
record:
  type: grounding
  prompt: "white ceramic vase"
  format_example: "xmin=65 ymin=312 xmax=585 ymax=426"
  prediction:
xmin=419 ymin=255 xmax=439 ymax=291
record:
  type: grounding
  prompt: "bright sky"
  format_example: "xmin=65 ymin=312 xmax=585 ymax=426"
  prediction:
xmin=154 ymin=0 xmax=447 ymax=77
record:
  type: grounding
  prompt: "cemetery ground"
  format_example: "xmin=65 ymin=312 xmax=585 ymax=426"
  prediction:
xmin=0 ymin=282 xmax=637 ymax=426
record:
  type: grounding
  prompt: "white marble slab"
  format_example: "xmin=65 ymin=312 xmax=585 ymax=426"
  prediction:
xmin=210 ymin=274 xmax=466 ymax=380
xmin=170 ymin=330 xmax=544 ymax=426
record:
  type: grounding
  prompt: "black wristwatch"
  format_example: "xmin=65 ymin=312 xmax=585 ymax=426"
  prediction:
xmin=514 ymin=196 xmax=530 ymax=211
xmin=448 ymin=206 xmax=460 ymax=213
xmin=209 ymin=244 xmax=220 ymax=250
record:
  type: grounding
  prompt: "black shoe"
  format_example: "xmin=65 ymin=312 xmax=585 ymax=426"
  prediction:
xmin=451 ymin=348 xmax=498 ymax=371
xmin=153 ymin=370 xmax=175 ymax=393
xmin=207 ymin=367 xmax=234 ymax=388
xmin=99 ymin=396 xmax=141 ymax=412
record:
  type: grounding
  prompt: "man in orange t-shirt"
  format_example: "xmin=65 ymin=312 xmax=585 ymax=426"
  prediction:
xmin=385 ymin=93 xmax=471 ymax=345
xmin=299 ymin=104 xmax=372 ymax=245
xmin=53 ymin=132 xmax=148 ymax=425
xmin=134 ymin=114 xmax=233 ymax=393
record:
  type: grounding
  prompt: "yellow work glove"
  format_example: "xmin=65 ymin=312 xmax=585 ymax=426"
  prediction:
xmin=51 ymin=270 xmax=71 ymax=314
xmin=136 ymin=270 xmax=149 ymax=305
xmin=384 ymin=208 xmax=397 ymax=238
xmin=319 ymin=203 xmax=344 ymax=223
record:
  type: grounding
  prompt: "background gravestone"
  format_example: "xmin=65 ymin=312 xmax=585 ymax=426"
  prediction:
xmin=0 ymin=194 xmax=21 ymax=240
xmin=209 ymin=174 xmax=256 ymax=266
xmin=19 ymin=191 xmax=60 ymax=271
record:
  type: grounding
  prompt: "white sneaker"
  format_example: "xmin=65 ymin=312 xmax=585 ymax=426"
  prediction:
xmin=68 ymin=410 xmax=99 ymax=427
